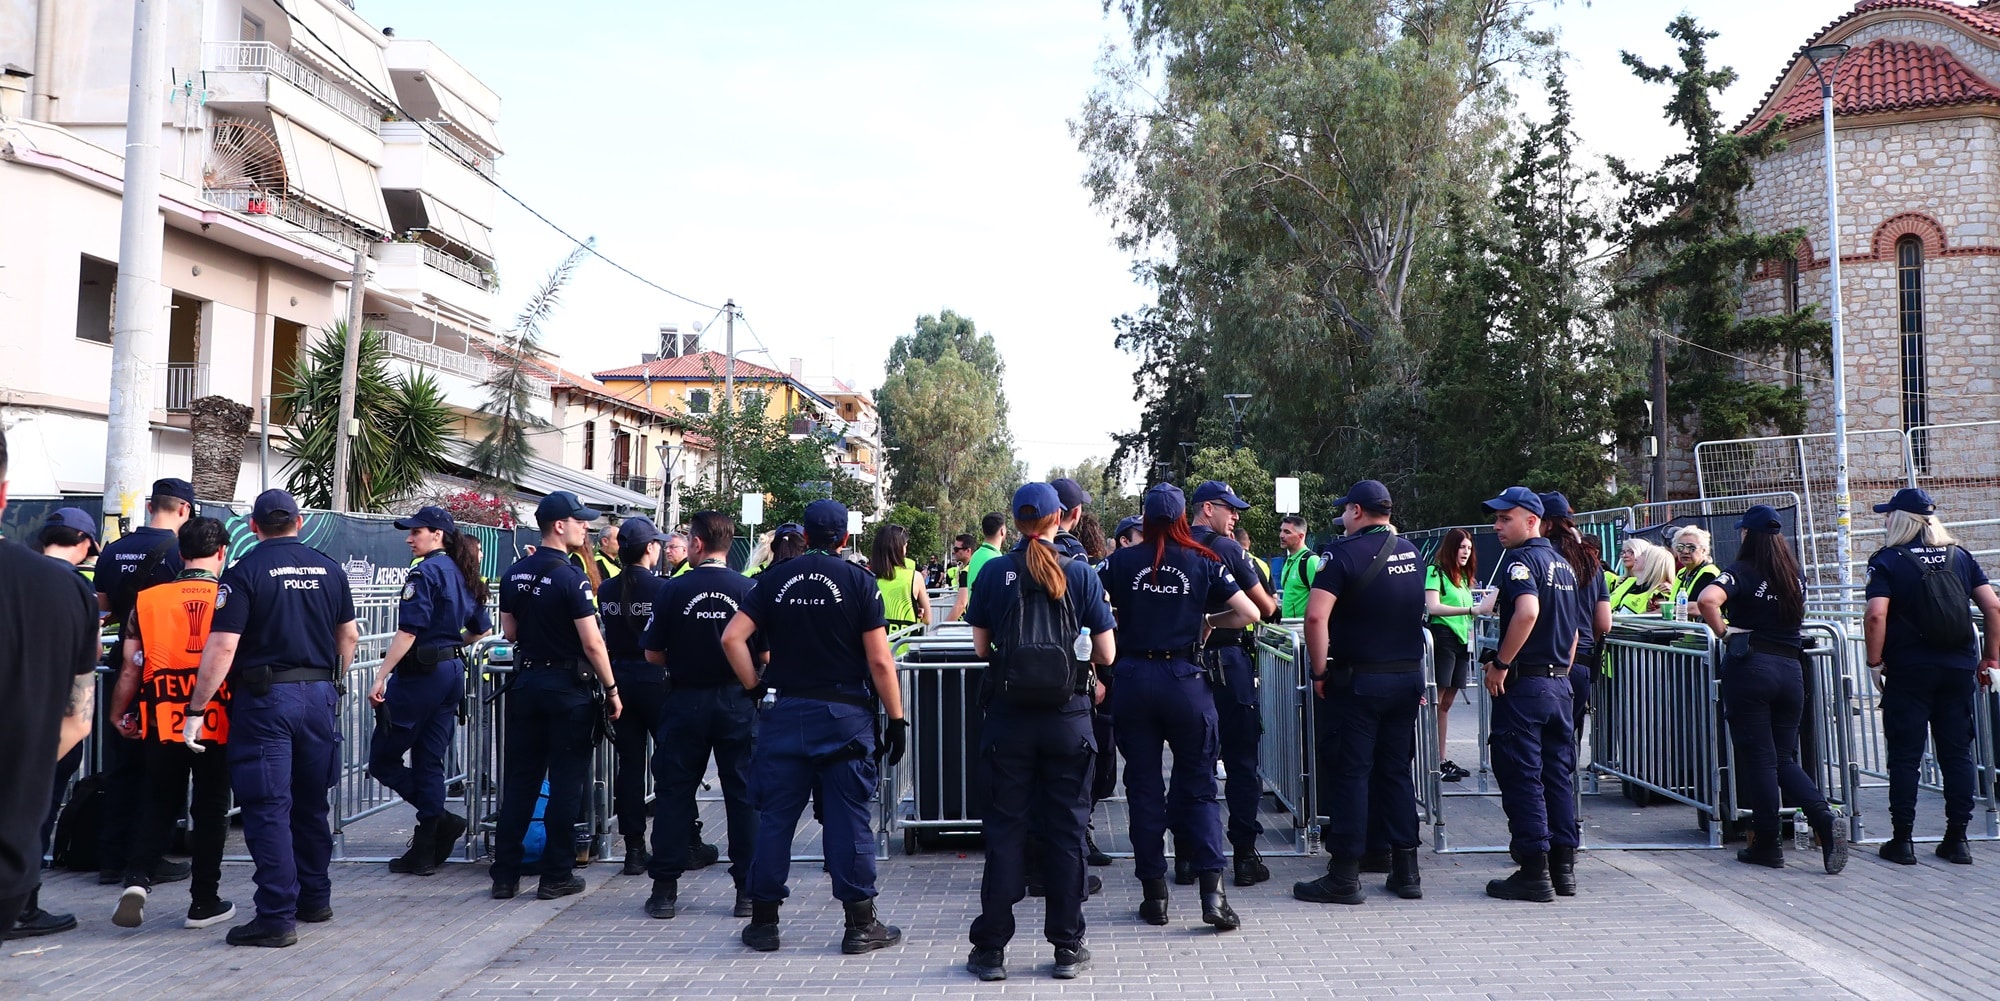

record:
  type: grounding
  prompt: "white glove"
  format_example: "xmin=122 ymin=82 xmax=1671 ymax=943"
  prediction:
xmin=184 ymin=712 xmax=207 ymax=753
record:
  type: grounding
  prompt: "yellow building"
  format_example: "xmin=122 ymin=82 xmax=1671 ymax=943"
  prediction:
xmin=594 ymin=350 xmax=835 ymax=425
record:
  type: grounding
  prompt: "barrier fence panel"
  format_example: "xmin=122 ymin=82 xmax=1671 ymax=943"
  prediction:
xmin=1253 ymin=624 xmax=1313 ymax=855
xmin=926 ymin=588 xmax=958 ymax=625
xmin=1592 ymin=620 xmax=1727 ymax=846
xmin=889 ymin=628 xmax=989 ymax=854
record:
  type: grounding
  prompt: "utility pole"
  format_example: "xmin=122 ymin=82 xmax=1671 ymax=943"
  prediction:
xmin=102 ymin=0 xmax=167 ymax=534
xmin=329 ymin=247 xmax=368 ymax=511
xmin=1650 ymin=331 xmax=1667 ymax=504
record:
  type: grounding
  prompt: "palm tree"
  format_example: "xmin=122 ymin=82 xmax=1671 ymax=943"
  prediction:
xmin=279 ymin=323 xmax=455 ymax=512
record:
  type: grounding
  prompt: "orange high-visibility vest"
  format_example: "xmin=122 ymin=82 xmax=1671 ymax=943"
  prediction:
xmin=134 ymin=575 xmax=230 ymax=745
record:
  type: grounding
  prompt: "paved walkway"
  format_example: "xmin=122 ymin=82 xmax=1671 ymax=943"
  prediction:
xmin=5 ymin=838 xmax=1988 ymax=1000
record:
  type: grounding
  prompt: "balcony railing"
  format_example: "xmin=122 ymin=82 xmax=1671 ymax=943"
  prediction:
xmin=164 ymin=363 xmax=207 ymax=412
xmin=423 ymin=121 xmax=498 ymax=177
xmin=387 ymin=332 xmax=494 ymax=381
xmin=422 ymin=245 xmax=496 ymax=291
xmin=204 ymin=41 xmax=381 ymax=134
xmin=204 ymin=187 xmax=370 ymax=250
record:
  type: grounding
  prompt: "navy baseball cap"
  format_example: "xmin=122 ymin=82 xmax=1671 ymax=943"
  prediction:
xmin=1189 ymin=480 xmax=1250 ymax=511
xmin=535 ymin=491 xmax=599 ymax=526
xmin=47 ymin=507 xmax=98 ymax=540
xmin=1012 ymin=482 xmax=1063 ymax=521
xmin=802 ymin=499 xmax=849 ymax=540
xmin=1736 ymin=504 xmax=1783 ymax=535
xmin=394 ymin=505 xmax=457 ymax=534
xmin=1115 ymin=514 xmax=1144 ymax=538
xmin=151 ymin=477 xmax=195 ymax=504
xmin=1050 ymin=477 xmax=1092 ymax=510
xmin=251 ymin=488 xmax=300 ymax=520
xmin=1480 ymin=486 xmax=1544 ymax=516
xmin=617 ymin=515 xmax=668 ymax=552
xmin=1333 ymin=479 xmax=1393 ymax=513
xmin=1537 ymin=491 xmax=1573 ymax=520
xmin=1872 ymin=487 xmax=1936 ymax=516
xmin=774 ymin=522 xmax=805 ymax=539
xmin=1143 ymin=483 xmax=1186 ymax=520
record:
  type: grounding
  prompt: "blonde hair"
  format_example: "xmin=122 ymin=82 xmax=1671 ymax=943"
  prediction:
xmin=1884 ymin=510 xmax=1957 ymax=549
xmin=1633 ymin=543 xmax=1676 ymax=593
xmin=1672 ymin=525 xmax=1712 ymax=561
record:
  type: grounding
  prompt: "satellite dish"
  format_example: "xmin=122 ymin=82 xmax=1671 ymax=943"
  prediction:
xmin=204 ymin=116 xmax=288 ymax=213
xmin=692 ymin=321 xmax=705 ymax=333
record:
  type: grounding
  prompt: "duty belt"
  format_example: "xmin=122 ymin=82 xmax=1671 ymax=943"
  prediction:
xmin=1505 ymin=663 xmax=1567 ymax=679
xmin=520 ymin=657 xmax=585 ymax=672
xmin=1346 ymin=659 xmax=1423 ymax=674
xmin=1747 ymin=638 xmax=1804 ymax=657
xmin=1133 ymin=648 xmax=1199 ymax=660
xmin=774 ymin=686 xmax=877 ymax=709
xmin=270 ymin=667 xmax=338 ymax=684
xmin=1205 ymin=629 xmax=1254 ymax=650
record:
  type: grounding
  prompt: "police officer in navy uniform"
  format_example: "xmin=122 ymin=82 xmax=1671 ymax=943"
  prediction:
xmin=490 ymin=491 xmax=624 ymax=901
xmin=722 ymin=499 xmax=907 ymax=955
xmin=641 ymin=510 xmax=761 ymax=921
xmin=1042 ymin=477 xmax=1119 ymax=871
xmin=596 ymin=515 xmax=671 ymax=876
xmin=366 ymin=505 xmax=491 ymax=877
xmin=183 ymin=489 xmax=358 ymax=947
xmin=1102 ymin=484 xmax=1258 ymax=931
xmin=1538 ymin=493 xmax=1611 ymax=748
xmin=1293 ymin=480 xmax=1427 ymax=905
xmin=1477 ymin=487 xmax=1584 ymax=902
xmin=962 ymin=483 xmax=1117 ymax=981
xmin=1862 ymin=487 xmax=2000 ymax=865
xmin=1185 ymin=480 xmax=1279 ymax=886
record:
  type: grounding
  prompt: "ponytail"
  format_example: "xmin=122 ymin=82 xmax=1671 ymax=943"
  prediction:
xmin=1015 ymin=514 xmax=1068 ymax=600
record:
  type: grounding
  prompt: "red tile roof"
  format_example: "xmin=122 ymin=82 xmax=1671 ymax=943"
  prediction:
xmin=1746 ymin=38 xmax=2000 ymax=133
xmin=593 ymin=351 xmax=791 ymax=382
xmin=1741 ymin=1 xmax=2000 ymax=134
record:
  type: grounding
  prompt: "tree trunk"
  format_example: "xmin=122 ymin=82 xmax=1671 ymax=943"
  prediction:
xmin=189 ymin=395 xmax=253 ymax=502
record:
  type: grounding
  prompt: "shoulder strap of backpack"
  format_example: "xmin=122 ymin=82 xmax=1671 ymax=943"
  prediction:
xmin=1348 ymin=530 xmax=1401 ymax=594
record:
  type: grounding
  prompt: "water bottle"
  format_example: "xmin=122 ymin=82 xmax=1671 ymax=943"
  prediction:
xmin=1794 ymin=815 xmax=1814 ymax=852
xmin=1673 ymin=593 xmax=1689 ymax=622
xmin=1073 ymin=628 xmax=1093 ymax=661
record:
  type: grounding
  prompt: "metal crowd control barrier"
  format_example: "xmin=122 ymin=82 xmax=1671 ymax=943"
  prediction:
xmin=926 ymin=587 xmax=959 ymax=625
xmin=888 ymin=623 xmax=987 ymax=853
xmin=1252 ymin=624 xmax=1314 ymax=855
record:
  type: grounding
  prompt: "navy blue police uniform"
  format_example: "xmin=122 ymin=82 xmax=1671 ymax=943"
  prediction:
xmin=1864 ymin=488 xmax=1991 ymax=849
xmin=491 ymin=494 xmax=606 ymax=896
xmin=1480 ymin=489 xmax=1584 ymax=894
xmin=210 ymin=490 xmax=356 ymax=939
xmin=597 ymin=517 xmax=671 ymax=863
xmin=370 ymin=507 xmax=489 ymax=871
xmin=739 ymin=507 xmax=895 ymax=909
xmin=1309 ymin=491 xmax=1426 ymax=880
xmin=1187 ymin=481 xmax=1268 ymax=859
xmin=1048 ymin=482 xmax=1120 ymax=859
xmin=1540 ymin=493 xmax=1610 ymax=737
xmin=641 ymin=552 xmax=759 ymax=898
xmin=964 ymin=486 xmax=1116 ymax=965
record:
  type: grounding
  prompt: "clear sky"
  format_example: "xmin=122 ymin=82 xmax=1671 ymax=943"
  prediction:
xmin=358 ymin=0 xmax=1859 ymax=478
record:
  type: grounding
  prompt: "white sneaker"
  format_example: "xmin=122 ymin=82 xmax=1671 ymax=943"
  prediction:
xmin=113 ymin=885 xmax=147 ymax=928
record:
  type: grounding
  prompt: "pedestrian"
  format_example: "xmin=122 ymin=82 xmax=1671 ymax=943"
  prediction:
xmin=1611 ymin=541 xmax=1674 ymax=615
xmin=949 ymin=512 xmax=1008 ymax=621
xmin=0 ymin=425 xmax=102 ymax=941
xmin=663 ymin=531 xmax=690 ymax=576
xmin=183 ymin=489 xmax=358 ymax=946
xmin=1423 ymin=527 xmax=1479 ymax=782
xmin=1276 ymin=515 xmax=1321 ymax=621
xmin=108 ymin=515 xmax=237 ymax=929
xmin=945 ymin=533 xmax=975 ymax=589
xmin=1694 ymin=504 xmax=1848 ymax=873
xmin=1100 ymin=483 xmax=1257 ymax=931
xmin=1670 ymin=525 xmax=1720 ymax=616
xmin=871 ymin=524 xmax=927 ymax=630
xmin=961 ymin=483 xmax=1117 ymax=982
xmin=1477 ymin=487 xmax=1585 ymax=902
xmin=641 ymin=510 xmax=760 ymax=920
xmin=593 ymin=526 xmax=622 ymax=583
xmin=1862 ymin=487 xmax=2000 ymax=865
xmin=722 ymin=499 xmax=907 ymax=955
xmin=37 ymin=507 xmax=100 ymax=568
xmin=18 ymin=507 xmax=103 ymax=938
xmin=489 ymin=491 xmax=624 ymax=902
xmin=1113 ymin=515 xmax=1143 ymax=549
xmin=1294 ymin=480 xmax=1429 ymax=906
xmin=1074 ymin=511 xmax=1110 ymax=566
xmin=1186 ymin=480 xmax=1279 ymax=886
xmin=595 ymin=515 xmax=672 ymax=877
xmin=1540 ymin=493 xmax=1611 ymax=749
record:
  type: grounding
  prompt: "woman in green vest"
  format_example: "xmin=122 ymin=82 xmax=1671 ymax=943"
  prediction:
xmin=870 ymin=524 xmax=926 ymax=629
xmin=1670 ymin=526 xmax=1721 ymax=618
xmin=1609 ymin=540 xmax=1675 ymax=615
xmin=1423 ymin=528 xmax=1481 ymax=782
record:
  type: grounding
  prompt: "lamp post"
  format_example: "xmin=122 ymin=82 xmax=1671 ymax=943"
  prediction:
xmin=1804 ymin=41 xmax=1853 ymax=589
xmin=1223 ymin=394 xmax=1252 ymax=452
xmin=656 ymin=439 xmax=684 ymax=530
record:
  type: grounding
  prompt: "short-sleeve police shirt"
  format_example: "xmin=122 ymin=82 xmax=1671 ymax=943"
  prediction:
xmin=966 ymin=546 xmax=1117 ymax=636
xmin=1100 ymin=542 xmax=1240 ymax=654
xmin=1494 ymin=537 xmax=1583 ymax=668
xmin=1572 ymin=567 xmax=1610 ymax=655
xmin=399 ymin=549 xmax=485 ymax=648
xmin=598 ymin=566 xmax=666 ymax=667
xmin=499 ymin=548 xmax=597 ymax=662
xmin=643 ymin=564 xmax=757 ymax=688
xmin=1709 ymin=561 xmax=1803 ymax=650
xmin=740 ymin=552 xmax=888 ymax=691
xmin=1192 ymin=526 xmax=1264 ymax=640
xmin=1312 ymin=528 xmax=1426 ymax=667
xmin=97 ymin=525 xmax=183 ymax=624
xmin=1865 ymin=544 xmax=1990 ymax=670
xmin=211 ymin=536 xmax=357 ymax=673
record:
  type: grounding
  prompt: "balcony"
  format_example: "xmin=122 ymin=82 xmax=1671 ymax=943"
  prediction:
xmin=205 ymin=42 xmax=380 ymax=135
xmin=387 ymin=332 xmax=496 ymax=382
xmin=204 ymin=187 xmax=369 ymax=251
xmin=422 ymin=245 xmax=497 ymax=291
xmin=163 ymin=363 xmax=208 ymax=412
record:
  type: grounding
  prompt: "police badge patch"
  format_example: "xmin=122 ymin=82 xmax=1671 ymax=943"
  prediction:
xmin=402 ymin=582 xmax=417 ymax=601
xmin=1508 ymin=563 xmax=1532 ymax=582
xmin=215 ymin=585 xmax=229 ymax=609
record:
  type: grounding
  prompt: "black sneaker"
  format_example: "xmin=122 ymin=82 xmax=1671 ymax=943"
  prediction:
xmin=688 ymin=840 xmax=721 ymax=870
xmin=733 ymin=892 xmax=753 ymax=918
xmin=184 ymin=898 xmax=235 ymax=929
xmin=113 ymin=885 xmax=147 ymax=928
xmin=491 ymin=879 xmax=519 ymax=900
xmin=537 ymin=874 xmax=586 ymax=899
xmin=6 ymin=907 xmax=78 ymax=940
xmin=1085 ymin=832 xmax=1113 ymax=867
xmin=1878 ymin=838 xmax=1918 ymax=866
xmin=1052 ymin=944 xmax=1092 ymax=980
xmin=1440 ymin=760 xmax=1470 ymax=782
xmin=966 ymin=946 xmax=1007 ymax=981
xmin=225 ymin=920 xmax=298 ymax=948
xmin=644 ymin=880 xmax=677 ymax=919
xmin=621 ymin=840 xmax=652 ymax=877
xmin=297 ymin=904 xmax=333 ymax=923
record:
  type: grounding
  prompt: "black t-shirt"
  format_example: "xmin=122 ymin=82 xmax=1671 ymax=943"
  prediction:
xmin=1709 ymin=560 xmax=1803 ymax=650
xmin=1312 ymin=527 xmax=1426 ymax=666
xmin=1572 ymin=566 xmax=1609 ymax=654
xmin=740 ymin=552 xmax=888 ymax=691
xmin=643 ymin=563 xmax=758 ymax=688
xmin=212 ymin=536 xmax=357 ymax=673
xmin=1191 ymin=525 xmax=1265 ymax=642
xmin=96 ymin=525 xmax=182 ymax=625
xmin=598 ymin=566 xmax=665 ymax=665
xmin=0 ymin=540 xmax=101 ymax=897
xmin=1864 ymin=544 xmax=1991 ymax=670
xmin=1494 ymin=537 xmax=1584 ymax=667
xmin=499 ymin=548 xmax=597 ymax=662
xmin=1099 ymin=541 xmax=1240 ymax=652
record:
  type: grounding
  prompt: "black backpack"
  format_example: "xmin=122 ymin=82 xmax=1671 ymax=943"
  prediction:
xmin=51 ymin=773 xmax=104 ymax=872
xmin=1893 ymin=545 xmax=1978 ymax=650
xmin=987 ymin=553 xmax=1082 ymax=710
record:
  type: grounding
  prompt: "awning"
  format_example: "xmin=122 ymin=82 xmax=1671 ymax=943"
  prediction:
xmin=418 ymin=192 xmax=492 ymax=257
xmin=426 ymin=80 xmax=502 ymax=153
xmin=270 ymin=112 xmax=390 ymax=234
xmin=441 ymin=439 xmax=657 ymax=513
xmin=290 ymin=0 xmax=397 ymax=99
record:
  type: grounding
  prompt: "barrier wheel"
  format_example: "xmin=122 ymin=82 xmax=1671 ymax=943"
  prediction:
xmin=904 ymin=829 xmax=921 ymax=855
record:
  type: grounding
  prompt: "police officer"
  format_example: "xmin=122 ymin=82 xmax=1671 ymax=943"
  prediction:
xmin=721 ymin=499 xmax=906 ymax=954
xmin=1695 ymin=505 xmax=1848 ymax=873
xmin=1102 ymin=484 xmax=1258 ymax=931
xmin=1114 ymin=515 xmax=1143 ymax=549
xmin=596 ymin=515 xmax=671 ymax=875
xmin=1293 ymin=480 xmax=1427 ymax=905
xmin=640 ymin=510 xmax=760 ymax=920
xmin=1539 ymin=493 xmax=1611 ymax=748
xmin=184 ymin=489 xmax=358 ymax=946
xmin=1186 ymin=480 xmax=1279 ymax=886
xmin=489 ymin=492 xmax=623 ymax=901
xmin=1477 ymin=487 xmax=1584 ymax=902
xmin=1045 ymin=478 xmax=1116 ymax=870
xmin=1050 ymin=477 xmax=1092 ymax=561
xmin=366 ymin=506 xmax=491 ymax=877
xmin=962 ymin=484 xmax=1117 ymax=981
xmin=1863 ymin=487 xmax=2000 ymax=865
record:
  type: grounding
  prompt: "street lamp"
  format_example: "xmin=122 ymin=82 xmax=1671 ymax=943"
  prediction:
xmin=656 ymin=439 xmax=684 ymax=530
xmin=1223 ymin=394 xmax=1252 ymax=451
xmin=1804 ymin=41 xmax=1852 ymax=590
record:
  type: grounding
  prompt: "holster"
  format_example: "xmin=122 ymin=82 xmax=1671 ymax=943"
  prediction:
xmin=1199 ymin=647 xmax=1226 ymax=686
xmin=1323 ymin=658 xmax=1356 ymax=693
xmin=241 ymin=664 xmax=274 ymax=698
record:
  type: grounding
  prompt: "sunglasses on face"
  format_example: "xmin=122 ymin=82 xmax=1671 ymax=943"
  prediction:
xmin=1674 ymin=543 xmax=1698 ymax=553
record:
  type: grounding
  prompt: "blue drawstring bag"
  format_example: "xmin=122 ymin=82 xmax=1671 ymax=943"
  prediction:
xmin=521 ymin=780 xmax=551 ymax=865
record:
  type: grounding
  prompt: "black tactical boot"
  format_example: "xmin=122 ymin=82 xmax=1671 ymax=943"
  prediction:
xmin=741 ymin=899 xmax=780 ymax=952
xmin=1085 ymin=829 xmax=1113 ymax=867
xmin=389 ymin=816 xmax=439 ymax=876
xmin=644 ymin=878 xmax=677 ymax=919
xmin=1138 ymin=877 xmax=1170 ymax=926
xmin=1173 ymin=854 xmax=1195 ymax=885
xmin=1197 ymin=871 xmax=1240 ymax=931
xmin=430 ymin=812 xmax=468 ymax=867
xmin=1811 ymin=813 xmax=1848 ymax=874
xmin=1936 ymin=821 xmax=1973 ymax=865
xmin=688 ymin=820 xmax=721 ymax=870
xmin=622 ymin=838 xmax=652 ymax=877
xmin=1736 ymin=829 xmax=1785 ymax=869
xmin=1387 ymin=848 xmax=1424 ymax=899
xmin=1358 ymin=849 xmax=1393 ymax=874
xmin=1547 ymin=846 xmax=1576 ymax=896
xmin=1485 ymin=851 xmax=1556 ymax=902
xmin=1293 ymin=856 xmax=1365 ymax=905
xmin=1232 ymin=837 xmax=1270 ymax=886
xmin=1879 ymin=824 xmax=1917 ymax=866
xmin=839 ymin=899 xmax=903 ymax=954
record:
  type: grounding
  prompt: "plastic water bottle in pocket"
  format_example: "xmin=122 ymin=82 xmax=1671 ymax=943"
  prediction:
xmin=1073 ymin=628 xmax=1092 ymax=661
